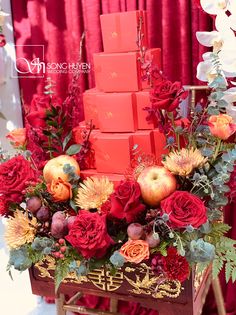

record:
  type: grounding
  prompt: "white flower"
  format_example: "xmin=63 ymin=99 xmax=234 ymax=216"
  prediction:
xmin=200 ymin=0 xmax=229 ymax=15
xmin=222 ymin=87 xmax=236 ymax=122
xmin=196 ymin=52 xmax=234 ymax=82
xmin=222 ymin=87 xmax=236 ymax=103
xmin=196 ymin=53 xmax=215 ymax=82
xmin=196 ymin=31 xmax=222 ymax=47
xmin=218 ymin=37 xmax=236 ymax=74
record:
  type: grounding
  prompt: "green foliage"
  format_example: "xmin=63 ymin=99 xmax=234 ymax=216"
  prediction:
xmin=189 ymin=239 xmax=215 ymax=262
xmin=54 ymin=258 xmax=71 ymax=292
xmin=212 ymin=237 xmax=236 ymax=282
xmin=89 ymin=257 xmax=107 ymax=270
xmin=30 ymin=237 xmax=54 ymax=258
xmin=62 ymin=131 xmax=72 ymax=151
xmin=66 ymin=144 xmax=82 ymax=155
xmin=110 ymin=251 xmax=125 ymax=268
xmin=212 ymin=257 xmax=224 ymax=279
xmin=205 ymin=222 xmax=231 ymax=243
xmin=150 ymin=240 xmax=169 ymax=256
xmin=8 ymin=246 xmax=33 ymax=271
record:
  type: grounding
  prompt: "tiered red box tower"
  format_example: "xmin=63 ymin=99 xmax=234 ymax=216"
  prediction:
xmin=81 ymin=10 xmax=167 ymax=185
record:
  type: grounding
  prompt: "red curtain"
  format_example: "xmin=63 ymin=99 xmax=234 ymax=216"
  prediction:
xmin=10 ymin=0 xmax=235 ymax=314
xmin=11 ymin=0 xmax=212 ymax=108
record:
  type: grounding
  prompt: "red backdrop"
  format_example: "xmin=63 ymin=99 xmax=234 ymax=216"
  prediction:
xmin=10 ymin=0 xmax=235 ymax=314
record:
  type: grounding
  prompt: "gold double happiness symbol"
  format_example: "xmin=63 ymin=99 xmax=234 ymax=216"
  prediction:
xmin=88 ymin=269 xmax=124 ymax=291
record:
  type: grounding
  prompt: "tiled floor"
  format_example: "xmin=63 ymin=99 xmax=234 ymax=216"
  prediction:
xmin=0 ymin=219 xmax=57 ymax=315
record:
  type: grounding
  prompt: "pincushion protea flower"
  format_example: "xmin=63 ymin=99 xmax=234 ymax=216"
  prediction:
xmin=5 ymin=210 xmax=37 ymax=249
xmin=75 ymin=176 xmax=114 ymax=210
xmin=162 ymin=148 xmax=207 ymax=176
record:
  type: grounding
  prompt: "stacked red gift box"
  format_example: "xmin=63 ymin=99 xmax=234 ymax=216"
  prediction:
xmin=81 ymin=10 xmax=167 ymax=185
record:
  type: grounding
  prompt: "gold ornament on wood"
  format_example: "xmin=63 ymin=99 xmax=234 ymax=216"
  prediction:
xmin=34 ymin=259 xmax=183 ymax=299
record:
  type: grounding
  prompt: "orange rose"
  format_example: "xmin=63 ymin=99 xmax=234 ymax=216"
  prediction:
xmin=47 ymin=178 xmax=72 ymax=202
xmin=6 ymin=128 xmax=26 ymax=148
xmin=119 ymin=240 xmax=149 ymax=264
xmin=208 ymin=114 xmax=236 ymax=140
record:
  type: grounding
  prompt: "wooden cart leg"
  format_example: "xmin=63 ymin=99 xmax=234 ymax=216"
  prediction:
xmin=56 ymin=293 xmax=66 ymax=315
xmin=212 ymin=277 xmax=226 ymax=315
xmin=110 ymin=298 xmax=118 ymax=313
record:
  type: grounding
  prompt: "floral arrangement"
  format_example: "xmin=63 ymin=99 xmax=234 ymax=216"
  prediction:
xmin=1 ymin=0 xmax=236 ymax=292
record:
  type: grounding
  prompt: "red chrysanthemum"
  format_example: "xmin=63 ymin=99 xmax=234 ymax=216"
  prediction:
xmin=162 ymin=247 xmax=190 ymax=283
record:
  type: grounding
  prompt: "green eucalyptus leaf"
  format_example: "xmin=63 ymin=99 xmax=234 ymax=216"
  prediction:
xmin=66 ymin=144 xmax=82 ymax=155
xmin=63 ymin=131 xmax=72 ymax=151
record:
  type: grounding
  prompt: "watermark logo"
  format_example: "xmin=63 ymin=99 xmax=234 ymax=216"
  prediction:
xmin=11 ymin=45 xmax=90 ymax=79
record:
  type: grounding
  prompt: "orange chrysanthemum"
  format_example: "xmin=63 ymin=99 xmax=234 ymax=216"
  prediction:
xmin=75 ymin=176 xmax=114 ymax=210
xmin=5 ymin=210 xmax=37 ymax=249
xmin=162 ymin=148 xmax=207 ymax=176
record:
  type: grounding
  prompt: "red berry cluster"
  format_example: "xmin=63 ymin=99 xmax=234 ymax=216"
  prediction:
xmin=52 ymin=239 xmax=67 ymax=259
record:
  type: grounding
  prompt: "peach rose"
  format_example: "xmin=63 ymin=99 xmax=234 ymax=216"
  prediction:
xmin=6 ymin=128 xmax=26 ymax=148
xmin=208 ymin=114 xmax=236 ymax=140
xmin=119 ymin=240 xmax=149 ymax=264
xmin=47 ymin=178 xmax=72 ymax=202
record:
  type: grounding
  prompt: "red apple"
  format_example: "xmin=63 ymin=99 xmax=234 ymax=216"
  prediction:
xmin=43 ymin=155 xmax=80 ymax=183
xmin=137 ymin=166 xmax=177 ymax=206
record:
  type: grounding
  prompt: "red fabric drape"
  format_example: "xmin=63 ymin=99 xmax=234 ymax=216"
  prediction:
xmin=10 ymin=0 xmax=235 ymax=314
xmin=11 ymin=0 xmax=212 ymax=108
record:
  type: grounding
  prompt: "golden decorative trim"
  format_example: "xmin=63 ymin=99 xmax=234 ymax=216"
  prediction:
xmin=124 ymin=263 xmax=182 ymax=299
xmin=34 ymin=259 xmax=183 ymax=299
xmin=194 ymin=264 xmax=207 ymax=291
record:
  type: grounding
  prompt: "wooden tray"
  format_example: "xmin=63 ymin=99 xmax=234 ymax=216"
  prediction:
xmin=29 ymin=257 xmax=212 ymax=315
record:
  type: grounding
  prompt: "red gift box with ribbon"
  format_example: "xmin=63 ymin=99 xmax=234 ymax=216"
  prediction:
xmin=130 ymin=130 xmax=155 ymax=156
xmin=135 ymin=90 xmax=154 ymax=130
xmin=97 ymin=92 xmax=138 ymax=132
xmin=152 ymin=129 xmax=169 ymax=165
xmin=92 ymin=132 xmax=133 ymax=174
xmin=100 ymin=10 xmax=148 ymax=53
xmin=93 ymin=48 xmax=161 ymax=92
xmin=83 ymin=88 xmax=101 ymax=128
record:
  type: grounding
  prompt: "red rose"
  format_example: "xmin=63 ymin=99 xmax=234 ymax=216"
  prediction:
xmin=26 ymin=110 xmax=47 ymax=128
xmin=0 ymin=34 xmax=6 ymax=47
xmin=65 ymin=210 xmax=114 ymax=259
xmin=109 ymin=181 xmax=146 ymax=223
xmin=0 ymin=197 xmax=9 ymax=217
xmin=160 ymin=191 xmax=207 ymax=229
xmin=162 ymin=247 xmax=190 ymax=282
xmin=150 ymin=80 xmax=187 ymax=112
xmin=30 ymin=94 xmax=62 ymax=112
xmin=26 ymin=95 xmax=63 ymax=128
xmin=0 ymin=155 xmax=37 ymax=203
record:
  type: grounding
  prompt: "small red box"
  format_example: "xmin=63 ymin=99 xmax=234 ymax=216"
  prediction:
xmin=92 ymin=132 xmax=132 ymax=174
xmin=97 ymin=93 xmax=137 ymax=132
xmin=100 ymin=10 xmax=148 ymax=53
xmin=83 ymin=88 xmax=102 ymax=128
xmin=130 ymin=131 xmax=155 ymax=155
xmin=93 ymin=49 xmax=162 ymax=93
xmin=152 ymin=129 xmax=168 ymax=165
xmin=135 ymin=91 xmax=154 ymax=130
xmin=80 ymin=169 xmax=124 ymax=188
